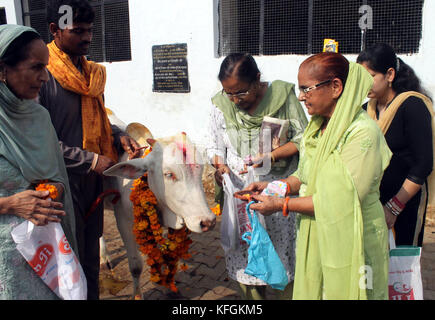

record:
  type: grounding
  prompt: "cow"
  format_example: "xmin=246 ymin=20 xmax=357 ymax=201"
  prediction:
xmin=101 ymin=109 xmax=216 ymax=299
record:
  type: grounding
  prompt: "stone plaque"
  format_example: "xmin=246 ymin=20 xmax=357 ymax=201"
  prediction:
xmin=152 ymin=43 xmax=190 ymax=93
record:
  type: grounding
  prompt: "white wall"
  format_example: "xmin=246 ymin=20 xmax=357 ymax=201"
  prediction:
xmin=3 ymin=0 xmax=434 ymax=148
xmin=103 ymin=0 xmax=435 ymax=149
xmin=0 ymin=0 xmax=22 ymax=24
xmin=102 ymin=0 xmax=221 ymax=149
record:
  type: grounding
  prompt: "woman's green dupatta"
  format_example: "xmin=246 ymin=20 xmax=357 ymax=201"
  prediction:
xmin=293 ymin=62 xmax=376 ymax=299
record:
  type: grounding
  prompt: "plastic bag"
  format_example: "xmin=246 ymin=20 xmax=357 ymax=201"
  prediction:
xmin=10 ymin=221 xmax=87 ymax=300
xmin=241 ymin=201 xmax=289 ymax=291
xmin=220 ymin=167 xmax=256 ymax=253
xmin=388 ymin=230 xmax=423 ymax=300
xmin=221 ymin=172 xmax=241 ymax=253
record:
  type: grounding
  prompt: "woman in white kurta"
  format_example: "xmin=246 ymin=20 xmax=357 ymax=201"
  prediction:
xmin=207 ymin=53 xmax=307 ymax=299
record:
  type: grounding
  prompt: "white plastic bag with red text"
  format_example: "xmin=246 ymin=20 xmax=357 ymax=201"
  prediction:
xmin=11 ymin=221 xmax=87 ymax=300
xmin=388 ymin=230 xmax=423 ymax=300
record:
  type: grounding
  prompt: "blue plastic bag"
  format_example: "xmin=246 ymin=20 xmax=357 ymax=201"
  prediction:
xmin=241 ymin=201 xmax=289 ymax=291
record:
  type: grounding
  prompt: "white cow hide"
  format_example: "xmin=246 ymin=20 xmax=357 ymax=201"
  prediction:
xmin=102 ymin=110 xmax=216 ymax=298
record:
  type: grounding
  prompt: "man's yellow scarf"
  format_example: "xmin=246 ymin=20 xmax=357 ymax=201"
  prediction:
xmin=47 ymin=41 xmax=118 ymax=162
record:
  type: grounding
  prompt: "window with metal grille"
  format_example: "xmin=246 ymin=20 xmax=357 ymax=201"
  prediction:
xmin=0 ymin=7 xmax=7 ymax=25
xmin=217 ymin=0 xmax=424 ymax=56
xmin=21 ymin=0 xmax=131 ymax=62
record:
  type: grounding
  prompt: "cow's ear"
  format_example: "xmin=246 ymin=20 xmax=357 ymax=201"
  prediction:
xmin=147 ymin=138 xmax=157 ymax=146
xmin=103 ymin=158 xmax=148 ymax=179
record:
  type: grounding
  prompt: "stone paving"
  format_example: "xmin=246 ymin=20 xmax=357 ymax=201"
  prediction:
xmin=99 ymin=208 xmax=435 ymax=300
xmin=99 ymin=213 xmax=243 ymax=300
xmin=421 ymin=223 xmax=435 ymax=300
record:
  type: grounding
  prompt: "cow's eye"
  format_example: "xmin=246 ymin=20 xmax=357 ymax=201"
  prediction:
xmin=164 ymin=172 xmax=176 ymax=180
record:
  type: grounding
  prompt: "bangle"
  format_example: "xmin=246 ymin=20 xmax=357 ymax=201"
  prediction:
xmin=283 ymin=196 xmax=290 ymax=217
xmin=385 ymin=200 xmax=400 ymax=216
xmin=391 ymin=196 xmax=405 ymax=211
xmin=386 ymin=196 xmax=405 ymax=216
xmin=90 ymin=153 xmax=99 ymax=172
xmin=280 ymin=179 xmax=291 ymax=196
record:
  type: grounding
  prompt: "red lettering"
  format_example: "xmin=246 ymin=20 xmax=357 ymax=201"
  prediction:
xmin=28 ymin=244 xmax=54 ymax=277
xmin=389 ymin=285 xmax=415 ymax=300
xmin=58 ymin=235 xmax=72 ymax=255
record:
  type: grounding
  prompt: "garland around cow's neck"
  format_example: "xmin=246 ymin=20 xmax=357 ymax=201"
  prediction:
xmin=130 ymin=146 xmax=221 ymax=294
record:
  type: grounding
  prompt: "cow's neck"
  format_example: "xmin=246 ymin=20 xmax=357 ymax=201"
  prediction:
xmin=157 ymin=202 xmax=185 ymax=229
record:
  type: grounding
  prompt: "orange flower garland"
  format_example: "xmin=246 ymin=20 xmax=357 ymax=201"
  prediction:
xmin=130 ymin=147 xmax=192 ymax=293
xmin=211 ymin=204 xmax=221 ymax=216
xmin=35 ymin=181 xmax=59 ymax=200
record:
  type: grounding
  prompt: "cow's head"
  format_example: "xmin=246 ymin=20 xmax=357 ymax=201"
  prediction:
xmin=103 ymin=132 xmax=216 ymax=233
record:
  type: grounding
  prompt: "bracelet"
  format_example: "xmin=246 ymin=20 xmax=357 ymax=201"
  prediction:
xmin=391 ymin=196 xmax=405 ymax=211
xmin=280 ymin=179 xmax=291 ymax=196
xmin=283 ymin=196 xmax=290 ymax=217
xmin=386 ymin=196 xmax=405 ymax=216
xmin=90 ymin=153 xmax=99 ymax=172
xmin=385 ymin=200 xmax=400 ymax=216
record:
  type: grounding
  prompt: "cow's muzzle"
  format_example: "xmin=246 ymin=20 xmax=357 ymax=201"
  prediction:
xmin=200 ymin=217 xmax=216 ymax=232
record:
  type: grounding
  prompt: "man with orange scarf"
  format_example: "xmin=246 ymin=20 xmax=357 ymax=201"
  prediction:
xmin=39 ymin=0 xmax=140 ymax=299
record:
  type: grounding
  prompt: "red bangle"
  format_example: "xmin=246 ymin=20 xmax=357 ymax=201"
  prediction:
xmin=280 ymin=179 xmax=291 ymax=196
xmin=391 ymin=196 xmax=405 ymax=210
xmin=283 ymin=196 xmax=290 ymax=217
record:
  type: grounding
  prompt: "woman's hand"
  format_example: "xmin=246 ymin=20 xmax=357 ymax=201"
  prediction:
xmin=383 ymin=205 xmax=397 ymax=229
xmin=239 ymin=153 xmax=271 ymax=174
xmin=214 ymin=165 xmax=231 ymax=186
xmin=4 ymin=190 xmax=66 ymax=226
xmin=249 ymin=194 xmax=284 ymax=216
xmin=243 ymin=181 xmax=269 ymax=194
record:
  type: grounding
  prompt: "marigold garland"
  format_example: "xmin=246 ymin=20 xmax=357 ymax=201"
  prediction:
xmin=35 ymin=180 xmax=59 ymax=200
xmin=211 ymin=204 xmax=221 ymax=216
xmin=130 ymin=147 xmax=192 ymax=293
xmin=131 ymin=147 xmax=223 ymax=292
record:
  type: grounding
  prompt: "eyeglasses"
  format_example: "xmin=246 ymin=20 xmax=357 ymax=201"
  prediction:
xmin=300 ymin=79 xmax=332 ymax=95
xmin=221 ymin=83 xmax=252 ymax=99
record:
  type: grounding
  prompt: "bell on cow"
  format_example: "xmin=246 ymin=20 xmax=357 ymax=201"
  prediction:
xmin=126 ymin=123 xmax=154 ymax=148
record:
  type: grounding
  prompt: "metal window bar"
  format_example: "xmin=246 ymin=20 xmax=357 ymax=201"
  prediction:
xmin=21 ymin=0 xmax=131 ymax=62
xmin=218 ymin=0 xmax=424 ymax=56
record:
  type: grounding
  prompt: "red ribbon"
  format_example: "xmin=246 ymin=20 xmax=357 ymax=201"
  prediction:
xmin=85 ymin=189 xmax=121 ymax=221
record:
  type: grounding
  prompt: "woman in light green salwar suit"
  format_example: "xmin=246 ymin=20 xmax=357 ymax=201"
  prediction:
xmin=243 ymin=53 xmax=391 ymax=300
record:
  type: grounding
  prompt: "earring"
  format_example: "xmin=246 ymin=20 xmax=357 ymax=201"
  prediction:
xmin=388 ymin=82 xmax=392 ymax=88
xmin=0 ymin=72 xmax=6 ymax=85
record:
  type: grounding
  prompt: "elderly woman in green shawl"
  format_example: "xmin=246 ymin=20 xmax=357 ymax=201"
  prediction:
xmin=244 ymin=52 xmax=392 ymax=300
xmin=0 ymin=24 xmax=78 ymax=299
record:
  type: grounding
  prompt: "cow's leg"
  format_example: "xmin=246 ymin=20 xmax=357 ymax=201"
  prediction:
xmin=103 ymin=176 xmax=143 ymax=299
xmin=99 ymin=235 xmax=115 ymax=276
xmin=113 ymin=198 xmax=144 ymax=299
